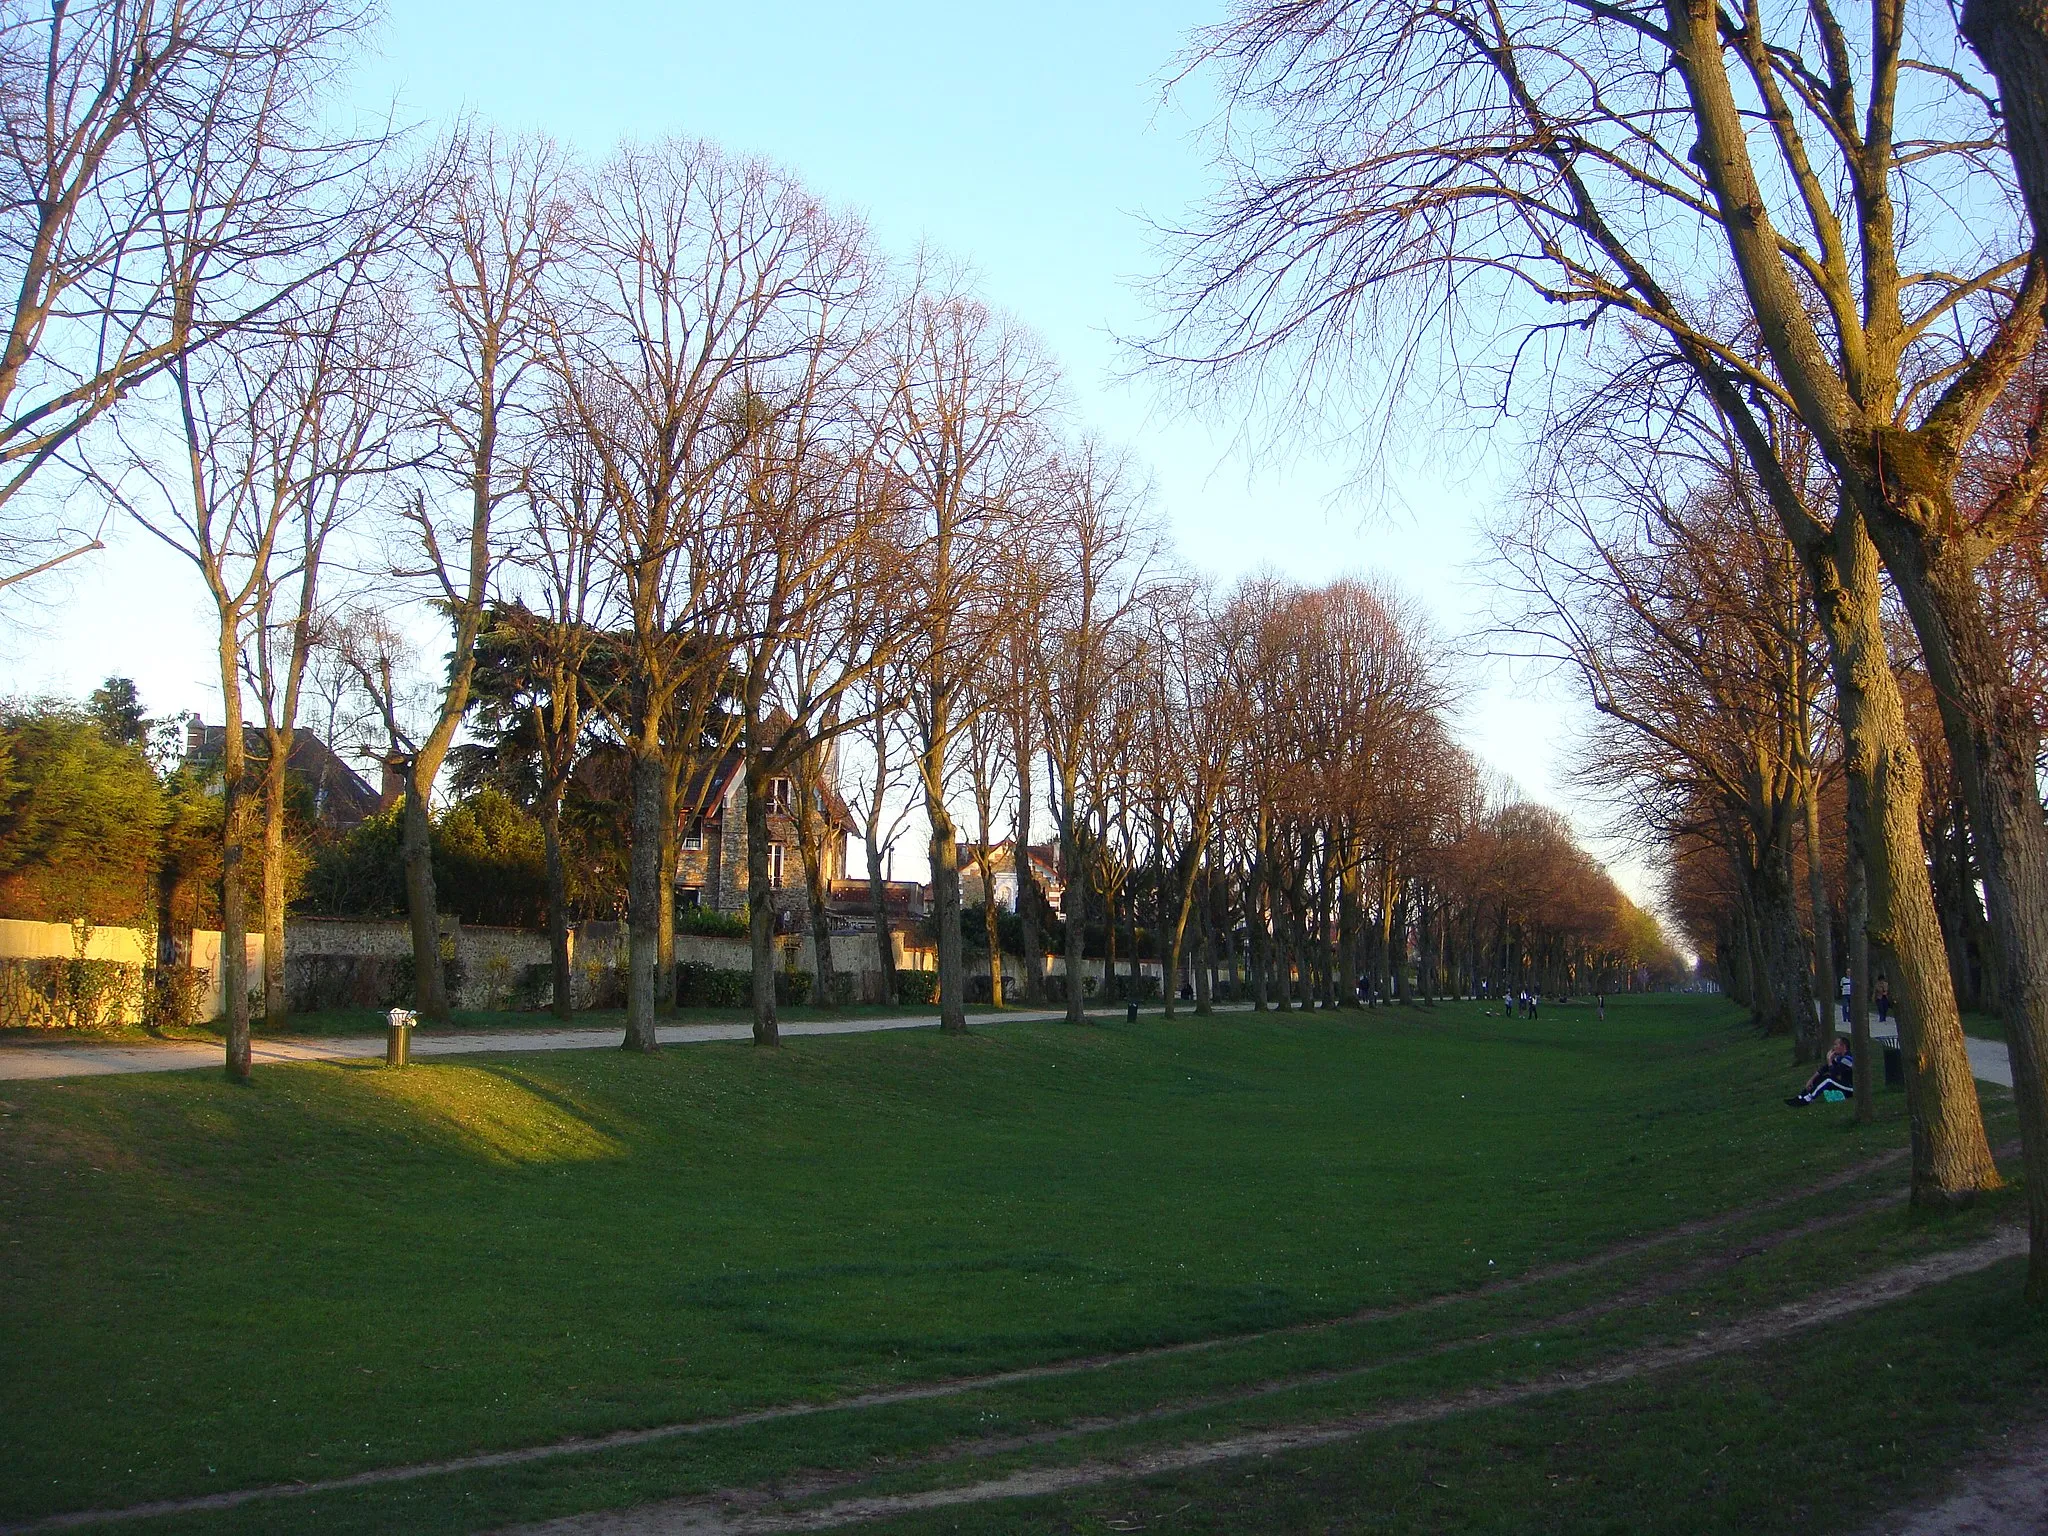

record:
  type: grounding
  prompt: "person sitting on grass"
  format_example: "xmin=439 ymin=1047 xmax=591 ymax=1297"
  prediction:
xmin=1787 ymin=1036 xmax=1855 ymax=1106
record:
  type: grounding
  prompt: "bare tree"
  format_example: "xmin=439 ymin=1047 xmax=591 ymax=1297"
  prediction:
xmin=549 ymin=140 xmax=846 ymax=1052
xmin=1153 ymin=0 xmax=2031 ymax=1268
xmin=242 ymin=259 xmax=406 ymax=1030
xmin=1035 ymin=440 xmax=1167 ymax=1023
xmin=0 ymin=0 xmax=382 ymax=596
xmin=382 ymin=130 xmax=570 ymax=1022
xmin=878 ymin=272 xmax=1056 ymax=1032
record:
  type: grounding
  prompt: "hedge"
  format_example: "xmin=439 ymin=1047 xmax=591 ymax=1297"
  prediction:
xmin=0 ymin=957 xmax=144 ymax=1030
xmin=675 ymin=963 xmax=812 ymax=1008
xmin=894 ymin=970 xmax=938 ymax=1006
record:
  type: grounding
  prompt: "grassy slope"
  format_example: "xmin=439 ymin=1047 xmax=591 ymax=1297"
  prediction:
xmin=0 ymin=996 xmax=1966 ymax=1525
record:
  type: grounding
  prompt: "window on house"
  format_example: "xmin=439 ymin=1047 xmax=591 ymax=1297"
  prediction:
xmin=767 ymin=777 xmax=793 ymax=816
xmin=676 ymin=887 xmax=701 ymax=909
xmin=681 ymin=814 xmax=705 ymax=851
xmin=768 ymin=841 xmax=786 ymax=886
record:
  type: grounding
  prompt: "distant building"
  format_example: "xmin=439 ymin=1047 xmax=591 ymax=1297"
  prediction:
xmin=825 ymin=876 xmax=929 ymax=931
xmin=182 ymin=723 xmax=381 ymax=833
xmin=957 ymin=840 xmax=1063 ymax=913
xmin=674 ymin=737 xmax=858 ymax=915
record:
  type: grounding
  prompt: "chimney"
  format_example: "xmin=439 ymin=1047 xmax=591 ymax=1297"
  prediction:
xmin=379 ymin=753 xmax=409 ymax=812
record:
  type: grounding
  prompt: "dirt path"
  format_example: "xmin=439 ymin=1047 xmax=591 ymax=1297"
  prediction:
xmin=501 ymin=1229 xmax=2028 ymax=1536
xmin=1851 ymin=1417 xmax=2048 ymax=1536
xmin=0 ymin=1147 xmax=1946 ymax=1536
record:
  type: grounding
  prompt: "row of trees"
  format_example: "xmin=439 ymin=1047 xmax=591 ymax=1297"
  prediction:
xmin=0 ymin=3 xmax=1661 ymax=1073
xmin=1145 ymin=0 xmax=2048 ymax=1292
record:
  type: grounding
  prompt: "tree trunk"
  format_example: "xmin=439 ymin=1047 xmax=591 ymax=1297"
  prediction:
xmin=927 ymin=791 xmax=967 ymax=1033
xmin=1748 ymin=831 xmax=1811 ymax=1042
xmin=1809 ymin=505 xmax=1998 ymax=1200
xmin=1868 ymin=518 xmax=2047 ymax=1255
xmin=1960 ymin=0 xmax=2048 ymax=244
xmin=865 ymin=832 xmax=897 ymax=1002
xmin=1013 ymin=731 xmax=1043 ymax=1004
xmin=217 ymin=633 xmax=251 ymax=1082
xmin=261 ymin=747 xmax=288 ymax=1033
xmin=1846 ymin=841 xmax=1875 ymax=1125
xmin=541 ymin=796 xmax=572 ymax=1019
xmin=1123 ymin=881 xmax=1140 ymax=1000
xmin=622 ymin=744 xmax=663 ymax=1052
xmin=746 ymin=771 xmax=779 ymax=1046
xmin=1162 ymin=832 xmax=1207 ymax=1021
xmin=805 ymin=841 xmax=839 ymax=1012
xmin=981 ymin=857 xmax=1005 ymax=1008
xmin=1801 ymin=771 xmax=1834 ymax=1053
xmin=1250 ymin=813 xmax=1271 ymax=1011
xmin=400 ymin=775 xmax=448 ymax=1023
xmin=1060 ymin=789 xmax=1087 ymax=1024
xmin=657 ymin=761 xmax=677 ymax=1013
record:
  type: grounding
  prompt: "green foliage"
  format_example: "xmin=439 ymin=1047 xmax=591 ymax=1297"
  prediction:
xmin=0 ymin=956 xmax=143 ymax=1029
xmin=959 ymin=900 xmax=1032 ymax=955
xmin=0 ymin=702 xmax=167 ymax=924
xmin=298 ymin=806 xmax=405 ymax=917
xmin=1101 ymin=971 xmax=1161 ymax=1002
xmin=86 ymin=677 xmax=150 ymax=747
xmin=433 ymin=789 xmax=547 ymax=928
xmin=301 ymin=790 xmax=570 ymax=928
xmin=894 ymin=968 xmax=939 ymax=1005
xmin=673 ymin=963 xmax=811 ymax=1007
xmin=154 ymin=767 xmax=224 ymax=930
xmin=677 ymin=903 xmax=747 ymax=939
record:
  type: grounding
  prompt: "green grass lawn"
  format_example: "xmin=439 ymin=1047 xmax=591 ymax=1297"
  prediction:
xmin=1961 ymin=1008 xmax=2006 ymax=1043
xmin=0 ymin=995 xmax=2021 ymax=1533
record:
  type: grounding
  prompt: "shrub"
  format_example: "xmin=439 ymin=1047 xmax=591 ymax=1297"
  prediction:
xmin=0 ymin=957 xmax=143 ymax=1029
xmin=895 ymin=970 xmax=938 ymax=1006
xmin=145 ymin=964 xmax=209 ymax=1033
xmin=519 ymin=962 xmax=560 ymax=1010
xmin=673 ymin=963 xmax=814 ymax=1008
xmin=578 ymin=958 xmax=627 ymax=1010
xmin=677 ymin=905 xmax=747 ymax=939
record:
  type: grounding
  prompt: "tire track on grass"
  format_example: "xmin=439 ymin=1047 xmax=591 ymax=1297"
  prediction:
xmin=1 ymin=1143 xmax=1924 ymax=1534
xmin=505 ymin=1228 xmax=2027 ymax=1535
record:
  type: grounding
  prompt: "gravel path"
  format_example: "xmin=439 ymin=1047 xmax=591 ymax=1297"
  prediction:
xmin=0 ymin=1007 xmax=1151 ymax=1082
xmin=1867 ymin=1028 xmax=2012 ymax=1088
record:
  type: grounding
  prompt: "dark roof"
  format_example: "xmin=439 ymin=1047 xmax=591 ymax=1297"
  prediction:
xmin=185 ymin=723 xmax=380 ymax=831
xmin=679 ymin=715 xmax=858 ymax=838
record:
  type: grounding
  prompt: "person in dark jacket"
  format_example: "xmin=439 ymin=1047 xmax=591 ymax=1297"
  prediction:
xmin=1788 ymin=1037 xmax=1854 ymax=1105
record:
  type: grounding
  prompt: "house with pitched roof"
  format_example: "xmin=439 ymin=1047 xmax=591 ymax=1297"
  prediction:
xmin=674 ymin=737 xmax=858 ymax=915
xmin=957 ymin=840 xmax=1063 ymax=914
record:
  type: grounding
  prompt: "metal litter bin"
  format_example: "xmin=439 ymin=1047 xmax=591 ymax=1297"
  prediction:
xmin=385 ymin=1007 xmax=416 ymax=1067
xmin=1127 ymin=1001 xmax=1139 ymax=1024
xmin=1883 ymin=1042 xmax=1903 ymax=1089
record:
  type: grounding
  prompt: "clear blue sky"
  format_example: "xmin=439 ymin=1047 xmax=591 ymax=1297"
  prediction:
xmin=4 ymin=1 xmax=1630 ymax=895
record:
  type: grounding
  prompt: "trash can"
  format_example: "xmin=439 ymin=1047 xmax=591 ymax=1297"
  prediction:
xmin=1883 ymin=1042 xmax=1904 ymax=1089
xmin=385 ymin=1007 xmax=416 ymax=1067
xmin=1127 ymin=1000 xmax=1139 ymax=1024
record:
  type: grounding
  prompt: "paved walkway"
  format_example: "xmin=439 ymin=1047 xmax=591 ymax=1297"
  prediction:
xmin=4 ymin=1012 xmax=2015 ymax=1088
xmin=1869 ymin=1028 xmax=2013 ymax=1088
xmin=0 ymin=1006 xmax=1170 ymax=1083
